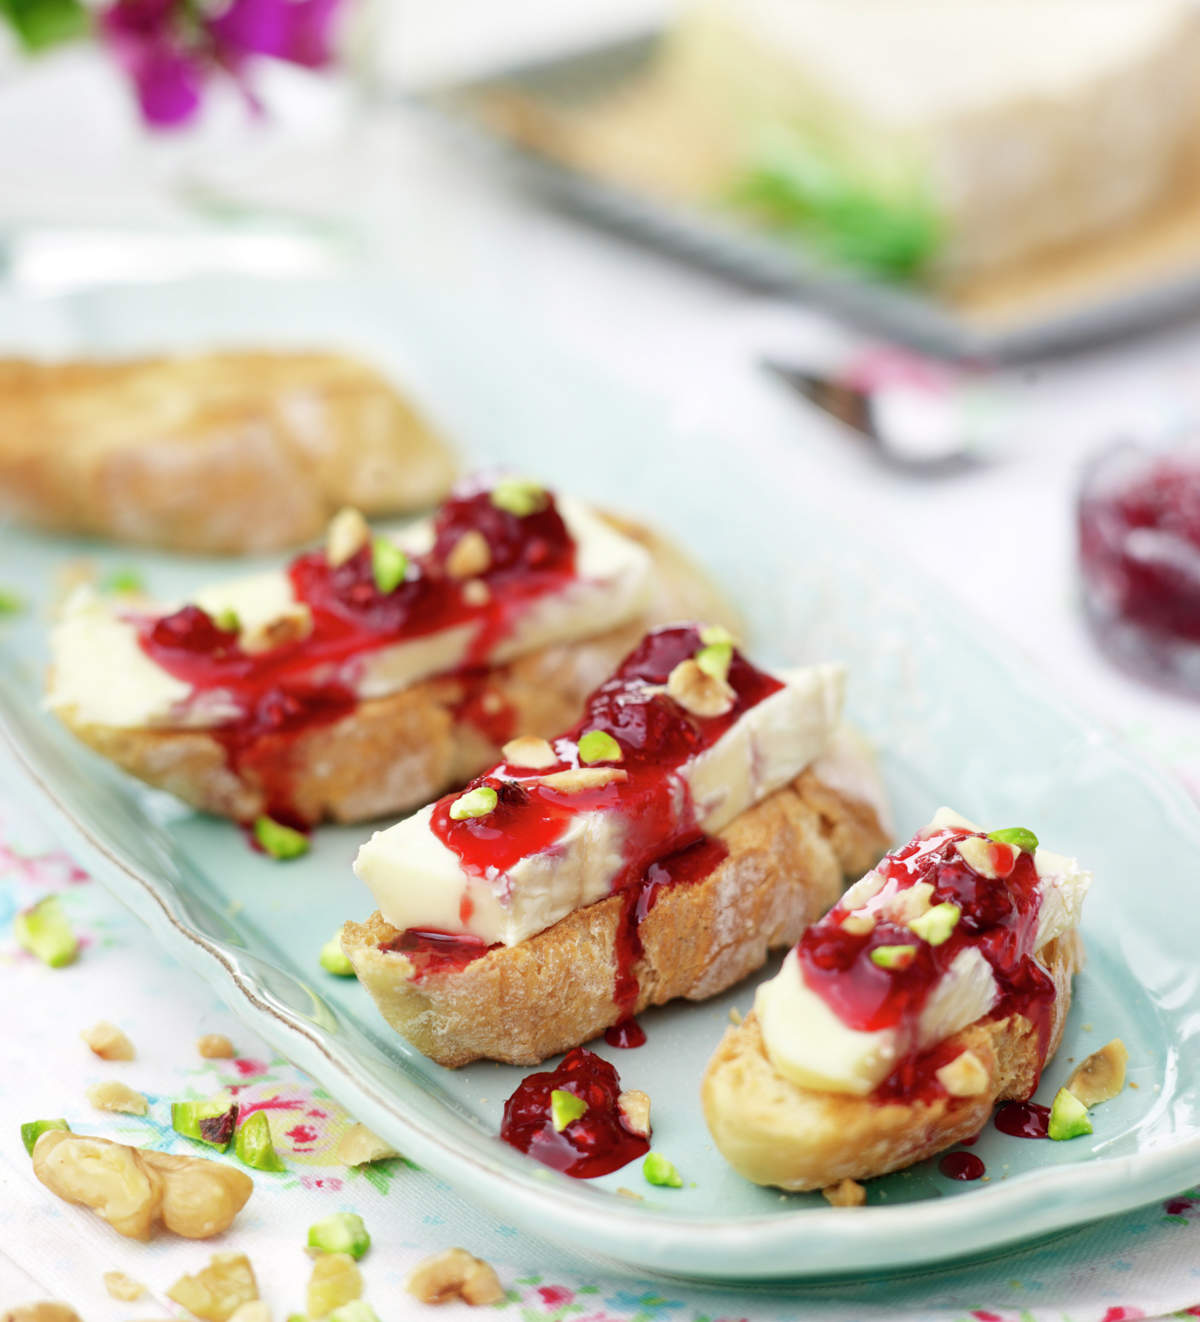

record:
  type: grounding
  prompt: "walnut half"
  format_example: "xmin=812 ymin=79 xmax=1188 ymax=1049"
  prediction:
xmin=168 ymin=1252 xmax=258 ymax=1322
xmin=32 ymin=1130 xmax=252 ymax=1240
xmin=1067 ymin=1038 xmax=1128 ymax=1107
xmin=406 ymin=1248 xmax=503 ymax=1307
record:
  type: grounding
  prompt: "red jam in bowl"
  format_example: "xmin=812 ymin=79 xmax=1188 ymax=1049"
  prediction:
xmin=1078 ymin=440 xmax=1200 ymax=694
xmin=499 ymin=1047 xmax=649 ymax=1177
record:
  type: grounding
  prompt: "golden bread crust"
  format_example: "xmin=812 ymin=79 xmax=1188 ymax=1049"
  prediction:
xmin=342 ymin=772 xmax=889 ymax=1067
xmin=52 ymin=516 xmax=737 ymax=824
xmin=700 ymin=929 xmax=1083 ymax=1190
xmin=0 ymin=352 xmax=456 ymax=552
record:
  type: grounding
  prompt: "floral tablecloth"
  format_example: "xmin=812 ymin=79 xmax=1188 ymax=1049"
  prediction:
xmin=2 ymin=754 xmax=1199 ymax=1322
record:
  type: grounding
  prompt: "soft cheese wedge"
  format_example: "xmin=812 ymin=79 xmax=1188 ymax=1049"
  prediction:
xmin=43 ymin=479 xmax=737 ymax=827
xmin=702 ymin=809 xmax=1090 ymax=1190
xmin=355 ymin=642 xmax=844 ymax=946
xmin=343 ymin=625 xmax=891 ymax=1066
xmin=48 ymin=485 xmax=651 ymax=730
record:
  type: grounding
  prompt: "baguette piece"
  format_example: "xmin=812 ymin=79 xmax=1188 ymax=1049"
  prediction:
xmin=0 ymin=352 xmax=456 ymax=553
xmin=342 ymin=767 xmax=889 ymax=1067
xmin=701 ymin=930 xmax=1082 ymax=1191
xmin=51 ymin=515 xmax=734 ymax=825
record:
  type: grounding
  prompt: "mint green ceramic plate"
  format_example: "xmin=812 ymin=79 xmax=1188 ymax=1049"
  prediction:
xmin=1 ymin=277 xmax=1198 ymax=1282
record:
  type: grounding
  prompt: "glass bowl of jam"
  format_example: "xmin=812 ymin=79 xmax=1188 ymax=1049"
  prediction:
xmin=1078 ymin=435 xmax=1200 ymax=694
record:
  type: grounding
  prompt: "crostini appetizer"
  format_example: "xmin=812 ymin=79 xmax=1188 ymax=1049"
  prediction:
xmin=342 ymin=624 xmax=891 ymax=1067
xmin=0 ymin=351 xmax=457 ymax=553
xmin=701 ymin=809 xmax=1091 ymax=1191
xmin=46 ymin=478 xmax=731 ymax=827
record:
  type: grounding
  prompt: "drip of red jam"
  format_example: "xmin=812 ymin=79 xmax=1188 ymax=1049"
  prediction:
xmin=939 ymin=1150 xmax=986 ymax=1181
xmin=381 ymin=928 xmax=496 ymax=982
xmin=993 ymin=1100 xmax=1051 ymax=1139
xmin=797 ymin=824 xmax=1053 ymax=1105
xmin=499 ymin=1047 xmax=649 ymax=1178
xmin=604 ymin=1018 xmax=647 ymax=1049
xmin=136 ymin=483 xmax=577 ymax=823
xmin=1078 ymin=441 xmax=1200 ymax=694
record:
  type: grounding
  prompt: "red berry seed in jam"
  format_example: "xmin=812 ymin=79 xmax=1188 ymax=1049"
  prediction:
xmin=499 ymin=1047 xmax=650 ymax=1178
xmin=136 ymin=485 xmax=579 ymax=825
xmin=797 ymin=824 xmax=1053 ymax=1103
xmin=1078 ymin=440 xmax=1200 ymax=693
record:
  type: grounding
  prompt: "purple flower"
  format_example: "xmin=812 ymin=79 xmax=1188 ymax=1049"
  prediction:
xmin=99 ymin=0 xmax=346 ymax=129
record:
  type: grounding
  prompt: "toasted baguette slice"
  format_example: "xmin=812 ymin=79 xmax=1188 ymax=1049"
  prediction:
xmin=701 ymin=929 xmax=1083 ymax=1191
xmin=0 ymin=352 xmax=456 ymax=553
xmin=52 ymin=516 xmax=734 ymax=825
xmin=342 ymin=770 xmax=889 ymax=1068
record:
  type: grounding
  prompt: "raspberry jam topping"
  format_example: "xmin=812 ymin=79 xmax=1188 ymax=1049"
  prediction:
xmin=136 ymin=483 xmax=577 ymax=822
xmin=381 ymin=928 xmax=496 ymax=981
xmin=499 ymin=1047 xmax=649 ymax=1178
xmin=797 ymin=823 xmax=1052 ymax=1101
xmin=1078 ymin=441 xmax=1200 ymax=691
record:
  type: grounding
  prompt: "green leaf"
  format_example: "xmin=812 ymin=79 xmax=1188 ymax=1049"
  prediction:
xmin=0 ymin=0 xmax=89 ymax=52
xmin=729 ymin=137 xmax=941 ymax=279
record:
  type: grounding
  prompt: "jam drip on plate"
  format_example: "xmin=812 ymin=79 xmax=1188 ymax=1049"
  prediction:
xmin=798 ymin=824 xmax=1053 ymax=1103
xmin=424 ymin=626 xmax=774 ymax=1009
xmin=136 ymin=483 xmax=576 ymax=822
xmin=993 ymin=1100 xmax=1051 ymax=1139
xmin=499 ymin=1047 xmax=649 ymax=1178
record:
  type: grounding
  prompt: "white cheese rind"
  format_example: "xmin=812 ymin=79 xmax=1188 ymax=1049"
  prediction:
xmin=354 ymin=664 xmax=845 ymax=947
xmin=45 ymin=499 xmax=653 ymax=728
xmin=756 ymin=811 xmax=1092 ymax=1096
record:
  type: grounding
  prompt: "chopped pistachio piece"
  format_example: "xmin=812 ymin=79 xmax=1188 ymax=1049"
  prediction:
xmin=328 ymin=1304 xmax=380 ymax=1322
xmin=988 ymin=826 xmax=1039 ymax=853
xmin=235 ymin=1110 xmax=285 ymax=1172
xmin=694 ymin=641 xmax=733 ymax=683
xmin=869 ymin=944 xmax=917 ymax=970
xmin=0 ymin=588 xmax=24 ymax=615
xmin=908 ymin=901 xmax=961 ymax=947
xmin=253 ymin=815 xmax=309 ymax=861
xmin=214 ymin=607 xmax=241 ymax=633
xmin=490 ymin=477 xmax=546 ymax=518
xmin=550 ymin=1089 xmax=587 ymax=1132
xmin=577 ymin=730 xmax=622 ymax=764
xmin=320 ymin=930 xmax=355 ymax=977
xmin=308 ymin=1211 xmax=371 ymax=1260
xmin=1048 ymin=1086 xmax=1093 ymax=1141
xmin=370 ymin=538 xmax=408 ymax=594
xmin=448 ymin=786 xmax=498 ymax=821
xmin=171 ymin=1098 xmax=238 ymax=1151
xmin=643 ymin=1152 xmax=683 ymax=1188
xmin=14 ymin=895 xmax=78 ymax=968
xmin=20 ymin=1118 xmax=70 ymax=1156
xmin=100 ymin=569 xmax=144 ymax=594
xmin=698 ymin=624 xmax=735 ymax=647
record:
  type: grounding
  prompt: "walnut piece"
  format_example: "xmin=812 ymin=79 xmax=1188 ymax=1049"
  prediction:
xmin=445 ymin=529 xmax=492 ymax=579
xmin=334 ymin=1122 xmax=399 ymax=1167
xmin=4 ymin=1304 xmax=83 ymax=1322
xmin=87 ymin=1080 xmax=149 ymax=1115
xmin=103 ymin=1271 xmax=146 ymax=1301
xmin=406 ymin=1248 xmax=503 ymax=1307
xmin=1067 ymin=1038 xmax=1128 ymax=1107
xmin=617 ymin=1090 xmax=651 ymax=1140
xmin=500 ymin=735 xmax=557 ymax=769
xmin=822 ymin=1178 xmax=866 ymax=1207
xmin=228 ymin=1303 xmax=271 ymax=1322
xmin=197 ymin=1033 xmax=236 ymax=1059
xmin=168 ymin=1252 xmax=258 ymax=1322
xmin=935 ymin=1049 xmax=990 ymax=1098
xmin=32 ymin=1130 xmax=252 ymax=1240
xmin=307 ymin=1252 xmax=362 ymax=1317
xmin=537 ymin=767 xmax=628 ymax=794
xmin=240 ymin=604 xmax=313 ymax=655
xmin=326 ymin=507 xmax=370 ymax=567
xmin=955 ymin=836 xmax=1000 ymax=879
xmin=839 ymin=913 xmax=876 ymax=936
xmin=81 ymin=1020 xmax=135 ymax=1061
xmin=461 ymin=578 xmax=490 ymax=606
xmin=666 ymin=658 xmax=734 ymax=718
